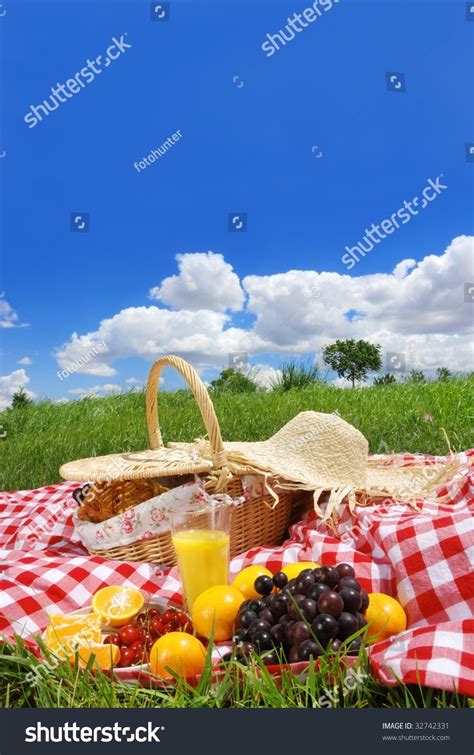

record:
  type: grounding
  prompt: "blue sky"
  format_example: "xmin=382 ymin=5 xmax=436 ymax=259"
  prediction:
xmin=0 ymin=0 xmax=473 ymax=404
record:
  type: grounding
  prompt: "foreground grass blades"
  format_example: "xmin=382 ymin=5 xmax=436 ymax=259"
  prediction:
xmin=0 ymin=637 xmax=471 ymax=709
xmin=0 ymin=377 xmax=472 ymax=490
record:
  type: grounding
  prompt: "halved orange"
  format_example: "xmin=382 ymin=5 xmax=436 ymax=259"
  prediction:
xmin=91 ymin=586 xmax=145 ymax=627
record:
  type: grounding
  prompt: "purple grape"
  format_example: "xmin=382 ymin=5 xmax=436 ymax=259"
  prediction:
xmin=238 ymin=641 xmax=255 ymax=657
xmin=338 ymin=587 xmax=362 ymax=614
xmin=248 ymin=619 xmax=272 ymax=638
xmin=312 ymin=568 xmax=324 ymax=582
xmin=338 ymin=576 xmax=361 ymax=592
xmin=283 ymin=579 xmax=298 ymax=595
xmin=298 ymin=639 xmax=321 ymax=661
xmin=262 ymin=650 xmax=279 ymax=665
xmin=360 ymin=589 xmax=369 ymax=612
xmin=280 ymin=613 xmax=293 ymax=627
xmin=238 ymin=609 xmax=257 ymax=628
xmin=239 ymin=599 xmax=253 ymax=613
xmin=232 ymin=628 xmax=249 ymax=643
xmin=258 ymin=608 xmax=275 ymax=625
xmin=284 ymin=621 xmax=295 ymax=644
xmin=288 ymin=594 xmax=307 ymax=620
xmin=273 ymin=571 xmax=288 ymax=589
xmin=329 ymin=638 xmax=342 ymax=652
xmin=307 ymin=583 xmax=331 ymax=602
xmin=336 ymin=563 xmax=355 ymax=578
xmin=295 ymin=573 xmax=315 ymax=594
xmin=221 ymin=652 xmax=233 ymax=663
xmin=288 ymin=645 xmax=300 ymax=663
xmin=249 ymin=598 xmax=266 ymax=613
xmin=317 ymin=591 xmax=344 ymax=617
xmin=356 ymin=612 xmax=368 ymax=629
xmin=337 ymin=612 xmax=359 ymax=640
xmin=263 ymin=594 xmax=275 ymax=607
xmin=271 ymin=594 xmax=289 ymax=618
xmin=253 ymin=630 xmax=273 ymax=651
xmin=320 ymin=566 xmax=340 ymax=588
xmin=254 ymin=575 xmax=274 ymax=595
xmin=301 ymin=598 xmax=318 ymax=622
xmin=292 ymin=621 xmax=311 ymax=645
xmin=347 ymin=637 xmax=362 ymax=656
xmin=270 ymin=623 xmax=286 ymax=645
xmin=312 ymin=613 xmax=339 ymax=643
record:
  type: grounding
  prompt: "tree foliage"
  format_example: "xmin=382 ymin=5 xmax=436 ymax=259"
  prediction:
xmin=209 ymin=368 xmax=257 ymax=394
xmin=322 ymin=339 xmax=382 ymax=387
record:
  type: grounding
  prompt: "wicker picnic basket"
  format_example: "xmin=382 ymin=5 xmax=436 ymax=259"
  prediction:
xmin=61 ymin=355 xmax=295 ymax=565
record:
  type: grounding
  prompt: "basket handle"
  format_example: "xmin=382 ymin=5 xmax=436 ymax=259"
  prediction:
xmin=145 ymin=355 xmax=225 ymax=469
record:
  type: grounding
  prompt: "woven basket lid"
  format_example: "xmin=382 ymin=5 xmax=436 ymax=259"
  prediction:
xmin=59 ymin=447 xmax=213 ymax=483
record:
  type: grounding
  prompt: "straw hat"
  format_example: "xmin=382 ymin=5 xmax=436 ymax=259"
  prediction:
xmin=170 ymin=411 xmax=459 ymax=518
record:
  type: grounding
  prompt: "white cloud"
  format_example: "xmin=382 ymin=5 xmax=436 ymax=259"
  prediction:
xmin=0 ymin=298 xmax=26 ymax=329
xmin=249 ymin=364 xmax=282 ymax=389
xmin=68 ymin=383 xmax=121 ymax=397
xmin=149 ymin=252 xmax=245 ymax=312
xmin=0 ymin=369 xmax=36 ymax=411
xmin=18 ymin=356 xmax=32 ymax=365
xmin=54 ymin=236 xmax=474 ymax=377
xmin=125 ymin=377 xmax=140 ymax=385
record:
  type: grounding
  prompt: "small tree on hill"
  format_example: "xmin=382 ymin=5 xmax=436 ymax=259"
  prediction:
xmin=436 ymin=367 xmax=452 ymax=382
xmin=373 ymin=373 xmax=397 ymax=386
xmin=11 ymin=387 xmax=33 ymax=409
xmin=322 ymin=339 xmax=382 ymax=387
xmin=209 ymin=368 xmax=257 ymax=394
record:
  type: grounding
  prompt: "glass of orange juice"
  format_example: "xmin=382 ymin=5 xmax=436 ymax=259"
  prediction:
xmin=169 ymin=499 xmax=232 ymax=611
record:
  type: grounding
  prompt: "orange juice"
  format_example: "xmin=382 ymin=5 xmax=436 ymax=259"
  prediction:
xmin=172 ymin=529 xmax=230 ymax=610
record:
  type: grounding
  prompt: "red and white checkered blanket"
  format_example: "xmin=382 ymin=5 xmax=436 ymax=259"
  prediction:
xmin=1 ymin=451 xmax=473 ymax=696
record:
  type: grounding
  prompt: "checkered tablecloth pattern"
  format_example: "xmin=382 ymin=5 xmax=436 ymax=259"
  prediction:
xmin=1 ymin=450 xmax=473 ymax=696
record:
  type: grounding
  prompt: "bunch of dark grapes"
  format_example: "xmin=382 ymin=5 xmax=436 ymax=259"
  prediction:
xmin=230 ymin=564 xmax=369 ymax=666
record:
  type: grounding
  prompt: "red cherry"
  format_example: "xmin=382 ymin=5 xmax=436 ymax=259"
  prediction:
xmin=149 ymin=618 xmax=163 ymax=637
xmin=162 ymin=608 xmax=177 ymax=623
xmin=148 ymin=608 xmax=160 ymax=618
xmin=162 ymin=622 xmax=175 ymax=635
xmin=104 ymin=633 xmax=121 ymax=646
xmin=137 ymin=612 xmax=148 ymax=623
xmin=129 ymin=640 xmax=145 ymax=664
xmin=119 ymin=647 xmax=135 ymax=668
xmin=119 ymin=625 xmax=142 ymax=646
xmin=145 ymin=637 xmax=155 ymax=652
xmin=176 ymin=611 xmax=189 ymax=626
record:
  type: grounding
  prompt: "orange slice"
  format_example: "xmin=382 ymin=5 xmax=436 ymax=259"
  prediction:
xmin=48 ymin=612 xmax=101 ymax=628
xmin=91 ymin=586 xmax=145 ymax=627
xmin=72 ymin=643 xmax=120 ymax=669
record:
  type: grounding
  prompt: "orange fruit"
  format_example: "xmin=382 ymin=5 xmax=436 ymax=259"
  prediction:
xmin=149 ymin=632 xmax=206 ymax=679
xmin=48 ymin=612 xmax=101 ymax=628
xmin=191 ymin=585 xmax=244 ymax=641
xmin=365 ymin=593 xmax=407 ymax=644
xmin=73 ymin=643 xmax=120 ymax=669
xmin=231 ymin=565 xmax=273 ymax=600
xmin=91 ymin=586 xmax=145 ymax=627
xmin=45 ymin=614 xmax=102 ymax=654
xmin=281 ymin=562 xmax=320 ymax=581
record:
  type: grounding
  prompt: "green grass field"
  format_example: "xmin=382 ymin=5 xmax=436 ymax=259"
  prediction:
xmin=0 ymin=377 xmax=472 ymax=708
